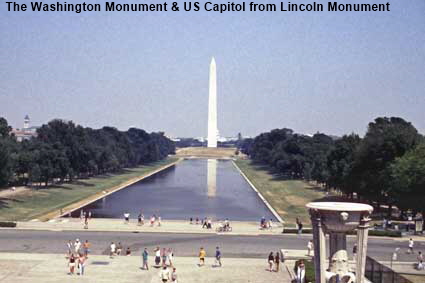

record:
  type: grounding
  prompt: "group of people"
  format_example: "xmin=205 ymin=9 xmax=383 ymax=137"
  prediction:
xmin=260 ymin=216 xmax=274 ymax=230
xmin=122 ymin=211 xmax=162 ymax=227
xmin=267 ymin=251 xmax=282 ymax=272
xmin=66 ymin=238 xmax=90 ymax=275
xmin=109 ymin=242 xmax=132 ymax=257
xmin=407 ymin=238 xmax=425 ymax=271
xmin=189 ymin=217 xmax=213 ymax=229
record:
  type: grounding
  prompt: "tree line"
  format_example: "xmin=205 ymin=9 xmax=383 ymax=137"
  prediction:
xmin=239 ymin=117 xmax=425 ymax=216
xmin=0 ymin=117 xmax=175 ymax=187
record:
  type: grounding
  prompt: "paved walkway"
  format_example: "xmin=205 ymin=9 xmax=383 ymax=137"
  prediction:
xmin=17 ymin=218 xmax=287 ymax=236
xmin=0 ymin=253 xmax=292 ymax=283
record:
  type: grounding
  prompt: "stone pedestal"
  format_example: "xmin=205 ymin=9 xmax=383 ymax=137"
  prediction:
xmin=307 ymin=202 xmax=373 ymax=283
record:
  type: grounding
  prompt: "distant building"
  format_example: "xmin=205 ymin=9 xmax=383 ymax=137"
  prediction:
xmin=11 ymin=115 xmax=39 ymax=142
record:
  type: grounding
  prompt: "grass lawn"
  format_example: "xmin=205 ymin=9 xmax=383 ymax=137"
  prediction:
xmin=0 ymin=158 xmax=178 ymax=221
xmin=234 ymin=159 xmax=327 ymax=224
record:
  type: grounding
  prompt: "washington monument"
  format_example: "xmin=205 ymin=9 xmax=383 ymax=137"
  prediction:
xmin=207 ymin=57 xmax=218 ymax=148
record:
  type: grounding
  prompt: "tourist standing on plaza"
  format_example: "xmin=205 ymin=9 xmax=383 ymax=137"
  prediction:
xmin=124 ymin=212 xmax=130 ymax=224
xmin=84 ymin=217 xmax=89 ymax=229
xmin=140 ymin=213 xmax=144 ymax=225
xmin=68 ymin=254 xmax=76 ymax=275
xmin=150 ymin=215 xmax=156 ymax=226
xmin=155 ymin=247 xmax=161 ymax=266
xmin=296 ymin=218 xmax=303 ymax=235
xmin=190 ymin=217 xmax=193 ymax=224
xmin=215 ymin=246 xmax=222 ymax=267
xmin=196 ymin=217 xmax=199 ymax=225
xmin=161 ymin=248 xmax=168 ymax=266
xmin=307 ymin=240 xmax=313 ymax=256
xmin=67 ymin=240 xmax=73 ymax=256
xmin=268 ymin=252 xmax=274 ymax=272
xmin=116 ymin=242 xmax=123 ymax=256
xmin=142 ymin=248 xmax=149 ymax=270
xmin=352 ymin=243 xmax=358 ymax=261
xmin=199 ymin=247 xmax=206 ymax=266
xmin=408 ymin=238 xmax=414 ymax=254
xmin=138 ymin=213 xmax=142 ymax=226
xmin=207 ymin=218 xmax=212 ymax=229
xmin=168 ymin=248 xmax=174 ymax=267
xmin=78 ymin=253 xmax=86 ymax=275
xmin=110 ymin=242 xmax=116 ymax=258
xmin=74 ymin=239 xmax=81 ymax=254
xmin=158 ymin=215 xmax=162 ymax=226
xmin=294 ymin=260 xmax=306 ymax=283
xmin=126 ymin=247 xmax=131 ymax=256
xmin=159 ymin=266 xmax=170 ymax=283
xmin=83 ymin=240 xmax=90 ymax=257
xmin=274 ymin=251 xmax=280 ymax=272
xmin=171 ymin=267 xmax=178 ymax=283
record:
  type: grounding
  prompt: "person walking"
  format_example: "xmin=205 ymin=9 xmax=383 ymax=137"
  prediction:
xmin=68 ymin=254 xmax=76 ymax=275
xmin=158 ymin=215 xmax=162 ymax=227
xmin=116 ymin=242 xmax=123 ymax=256
xmin=155 ymin=247 xmax=161 ymax=266
xmin=110 ymin=242 xmax=116 ymax=258
xmin=159 ymin=266 xmax=170 ymax=283
xmin=150 ymin=215 xmax=155 ymax=227
xmin=417 ymin=251 xmax=424 ymax=263
xmin=126 ymin=247 xmax=131 ymax=256
xmin=168 ymin=248 xmax=174 ymax=267
xmin=138 ymin=213 xmax=142 ymax=226
xmin=295 ymin=260 xmax=306 ymax=283
xmin=142 ymin=248 xmax=149 ymax=270
xmin=296 ymin=218 xmax=303 ymax=235
xmin=78 ymin=253 xmax=86 ymax=275
xmin=268 ymin=252 xmax=274 ymax=272
xmin=274 ymin=251 xmax=280 ymax=272
xmin=215 ymin=246 xmax=222 ymax=267
xmin=84 ymin=217 xmax=89 ymax=229
xmin=307 ymin=240 xmax=313 ymax=256
xmin=268 ymin=219 xmax=274 ymax=230
xmin=124 ymin=212 xmax=130 ymax=224
xmin=171 ymin=267 xmax=178 ymax=283
xmin=83 ymin=240 xmax=90 ymax=257
xmin=199 ymin=247 xmax=206 ymax=266
xmin=140 ymin=213 xmax=144 ymax=225
xmin=408 ymin=238 xmax=414 ymax=254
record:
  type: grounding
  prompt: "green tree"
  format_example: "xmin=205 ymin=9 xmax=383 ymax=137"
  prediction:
xmin=352 ymin=117 xmax=421 ymax=203
xmin=326 ymin=134 xmax=361 ymax=196
xmin=390 ymin=143 xmax=425 ymax=216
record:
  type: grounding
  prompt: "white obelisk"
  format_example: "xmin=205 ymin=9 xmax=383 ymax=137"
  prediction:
xmin=207 ymin=57 xmax=218 ymax=148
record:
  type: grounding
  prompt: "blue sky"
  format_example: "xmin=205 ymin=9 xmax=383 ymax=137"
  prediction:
xmin=1 ymin=0 xmax=424 ymax=137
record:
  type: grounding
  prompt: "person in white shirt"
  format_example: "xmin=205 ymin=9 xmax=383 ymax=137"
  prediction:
xmin=74 ymin=239 xmax=81 ymax=253
xmin=124 ymin=212 xmax=130 ymax=223
xmin=307 ymin=240 xmax=313 ymax=256
xmin=159 ymin=266 xmax=170 ymax=282
xmin=408 ymin=238 xmax=414 ymax=254
xmin=110 ymin=242 xmax=116 ymax=258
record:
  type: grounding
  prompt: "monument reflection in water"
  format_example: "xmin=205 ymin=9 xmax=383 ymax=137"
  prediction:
xmin=207 ymin=159 xmax=217 ymax=198
xmin=77 ymin=159 xmax=276 ymax=221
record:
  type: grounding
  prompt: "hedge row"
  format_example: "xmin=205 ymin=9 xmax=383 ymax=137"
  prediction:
xmin=282 ymin=228 xmax=402 ymax=237
xmin=0 ymin=221 xmax=17 ymax=227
